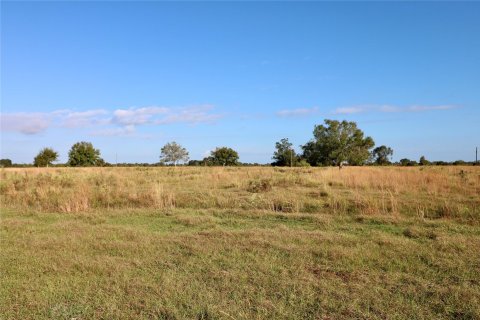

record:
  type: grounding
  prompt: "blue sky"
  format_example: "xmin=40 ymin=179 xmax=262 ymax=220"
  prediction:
xmin=1 ymin=2 xmax=479 ymax=164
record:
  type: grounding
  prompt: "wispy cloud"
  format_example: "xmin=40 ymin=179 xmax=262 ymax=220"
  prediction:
xmin=90 ymin=125 xmax=137 ymax=137
xmin=203 ymin=149 xmax=213 ymax=158
xmin=275 ymin=104 xmax=457 ymax=117
xmin=154 ymin=105 xmax=222 ymax=125
xmin=408 ymin=105 xmax=456 ymax=112
xmin=61 ymin=109 xmax=109 ymax=128
xmin=277 ymin=107 xmax=319 ymax=117
xmin=378 ymin=105 xmax=401 ymax=113
xmin=333 ymin=107 xmax=365 ymax=115
xmin=332 ymin=104 xmax=457 ymax=115
xmin=112 ymin=106 xmax=169 ymax=126
xmin=0 ymin=105 xmax=223 ymax=136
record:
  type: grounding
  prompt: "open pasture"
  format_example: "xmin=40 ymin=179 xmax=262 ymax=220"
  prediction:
xmin=1 ymin=166 xmax=479 ymax=319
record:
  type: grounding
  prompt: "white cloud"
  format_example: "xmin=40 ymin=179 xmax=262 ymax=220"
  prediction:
xmin=277 ymin=107 xmax=319 ymax=117
xmin=0 ymin=105 xmax=223 ymax=136
xmin=111 ymin=105 xmax=222 ymax=127
xmin=0 ymin=113 xmax=51 ymax=134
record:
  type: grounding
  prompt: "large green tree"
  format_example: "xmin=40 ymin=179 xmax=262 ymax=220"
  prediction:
xmin=34 ymin=147 xmax=59 ymax=167
xmin=205 ymin=147 xmax=239 ymax=166
xmin=371 ymin=145 xmax=393 ymax=165
xmin=302 ymin=120 xmax=375 ymax=167
xmin=160 ymin=142 xmax=189 ymax=166
xmin=272 ymin=138 xmax=298 ymax=167
xmin=68 ymin=141 xmax=103 ymax=167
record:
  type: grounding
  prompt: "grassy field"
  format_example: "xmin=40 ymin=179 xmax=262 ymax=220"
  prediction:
xmin=1 ymin=166 xmax=479 ymax=319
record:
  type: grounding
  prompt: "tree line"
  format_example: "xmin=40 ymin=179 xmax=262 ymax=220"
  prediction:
xmin=0 ymin=120 xmax=476 ymax=167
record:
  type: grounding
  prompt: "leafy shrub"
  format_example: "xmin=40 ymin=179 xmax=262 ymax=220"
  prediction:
xmin=296 ymin=159 xmax=311 ymax=167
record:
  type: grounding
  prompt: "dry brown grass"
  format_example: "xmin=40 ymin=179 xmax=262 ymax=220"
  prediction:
xmin=1 ymin=166 xmax=478 ymax=221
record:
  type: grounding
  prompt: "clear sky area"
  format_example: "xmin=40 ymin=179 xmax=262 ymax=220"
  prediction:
xmin=1 ymin=1 xmax=479 ymax=164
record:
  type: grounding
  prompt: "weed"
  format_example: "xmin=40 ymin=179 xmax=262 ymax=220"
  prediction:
xmin=403 ymin=227 xmax=420 ymax=238
xmin=247 ymin=179 xmax=272 ymax=193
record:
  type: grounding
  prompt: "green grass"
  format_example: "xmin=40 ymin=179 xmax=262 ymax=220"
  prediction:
xmin=1 ymin=166 xmax=479 ymax=318
xmin=1 ymin=208 xmax=479 ymax=319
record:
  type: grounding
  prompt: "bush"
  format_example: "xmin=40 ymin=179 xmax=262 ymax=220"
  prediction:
xmin=296 ymin=159 xmax=311 ymax=167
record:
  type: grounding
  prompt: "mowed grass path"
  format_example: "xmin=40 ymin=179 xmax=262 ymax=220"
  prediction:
xmin=1 ymin=167 xmax=479 ymax=319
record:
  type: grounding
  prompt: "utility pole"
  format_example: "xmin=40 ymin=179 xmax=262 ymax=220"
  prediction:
xmin=115 ymin=153 xmax=118 ymax=167
xmin=476 ymin=147 xmax=478 ymax=165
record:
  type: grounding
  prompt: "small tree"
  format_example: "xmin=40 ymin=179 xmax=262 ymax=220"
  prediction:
xmin=419 ymin=156 xmax=430 ymax=166
xmin=34 ymin=148 xmax=59 ymax=167
xmin=272 ymin=138 xmax=298 ymax=167
xmin=207 ymin=147 xmax=239 ymax=166
xmin=68 ymin=141 xmax=103 ymax=167
xmin=0 ymin=159 xmax=13 ymax=168
xmin=160 ymin=142 xmax=189 ymax=166
xmin=371 ymin=145 xmax=393 ymax=165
